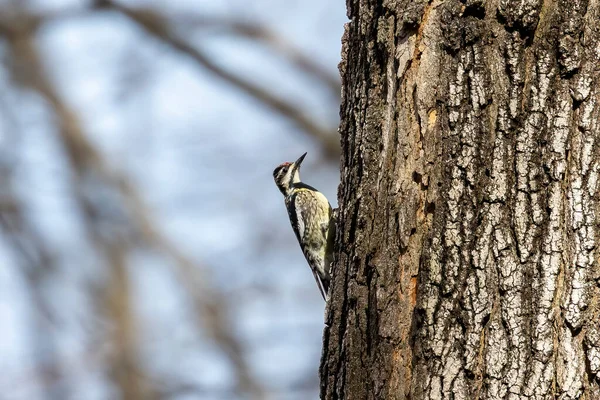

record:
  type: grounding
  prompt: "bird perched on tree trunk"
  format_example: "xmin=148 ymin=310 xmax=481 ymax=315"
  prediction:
xmin=273 ymin=152 xmax=335 ymax=300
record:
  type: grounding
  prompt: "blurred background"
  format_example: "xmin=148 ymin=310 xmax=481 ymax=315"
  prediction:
xmin=0 ymin=0 xmax=344 ymax=399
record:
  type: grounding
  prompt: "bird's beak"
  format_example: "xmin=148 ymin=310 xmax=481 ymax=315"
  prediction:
xmin=293 ymin=152 xmax=307 ymax=169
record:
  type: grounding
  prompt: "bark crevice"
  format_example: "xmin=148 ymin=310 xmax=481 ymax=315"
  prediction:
xmin=321 ymin=0 xmax=600 ymax=398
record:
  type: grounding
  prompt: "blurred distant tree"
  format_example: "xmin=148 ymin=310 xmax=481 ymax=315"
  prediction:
xmin=0 ymin=1 xmax=342 ymax=399
xmin=321 ymin=0 xmax=600 ymax=399
xmin=98 ymin=0 xmax=341 ymax=159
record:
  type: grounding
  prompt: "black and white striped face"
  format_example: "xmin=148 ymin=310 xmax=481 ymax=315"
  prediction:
xmin=273 ymin=152 xmax=306 ymax=196
xmin=273 ymin=162 xmax=295 ymax=195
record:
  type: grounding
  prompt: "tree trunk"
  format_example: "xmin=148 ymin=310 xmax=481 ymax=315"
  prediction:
xmin=321 ymin=0 xmax=600 ymax=399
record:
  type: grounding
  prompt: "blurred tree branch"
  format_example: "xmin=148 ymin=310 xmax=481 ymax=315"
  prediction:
xmin=0 ymin=19 xmax=266 ymax=399
xmin=0 ymin=157 xmax=68 ymax=400
xmin=4 ymin=28 xmax=150 ymax=400
xmin=0 ymin=1 xmax=341 ymax=159
xmin=0 ymin=1 xmax=341 ymax=397
xmin=100 ymin=0 xmax=340 ymax=158
xmin=178 ymin=15 xmax=341 ymax=98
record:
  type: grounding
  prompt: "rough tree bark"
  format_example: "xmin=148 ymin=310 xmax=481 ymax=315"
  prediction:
xmin=321 ymin=0 xmax=600 ymax=399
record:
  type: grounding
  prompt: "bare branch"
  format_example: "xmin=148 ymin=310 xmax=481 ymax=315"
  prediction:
xmin=98 ymin=0 xmax=340 ymax=159
xmin=177 ymin=16 xmax=341 ymax=97
xmin=0 ymin=162 xmax=68 ymax=400
xmin=0 ymin=4 xmax=340 ymax=158
xmin=2 ymin=23 xmax=265 ymax=400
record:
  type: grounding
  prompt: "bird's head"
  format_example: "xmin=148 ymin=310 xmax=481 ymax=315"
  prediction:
xmin=273 ymin=152 xmax=306 ymax=196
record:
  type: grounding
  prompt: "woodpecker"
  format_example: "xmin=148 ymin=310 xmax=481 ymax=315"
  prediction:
xmin=273 ymin=152 xmax=335 ymax=300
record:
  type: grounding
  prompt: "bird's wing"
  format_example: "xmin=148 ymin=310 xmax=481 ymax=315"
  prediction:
xmin=287 ymin=189 xmax=331 ymax=299
xmin=286 ymin=192 xmax=303 ymax=243
xmin=287 ymin=189 xmax=328 ymax=244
